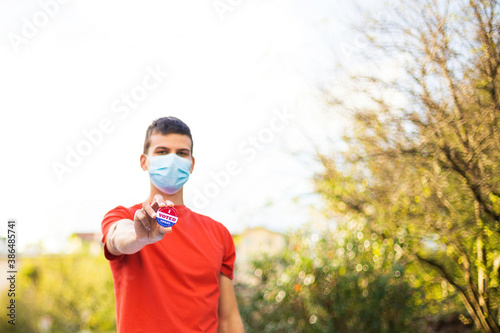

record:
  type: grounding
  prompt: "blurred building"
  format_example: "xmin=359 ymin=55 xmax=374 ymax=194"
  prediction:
xmin=233 ymin=227 xmax=286 ymax=285
xmin=65 ymin=233 xmax=102 ymax=256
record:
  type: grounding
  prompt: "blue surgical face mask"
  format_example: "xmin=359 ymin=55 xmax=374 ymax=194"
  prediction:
xmin=146 ymin=153 xmax=192 ymax=194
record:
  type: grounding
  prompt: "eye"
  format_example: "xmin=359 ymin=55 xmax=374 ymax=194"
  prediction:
xmin=156 ymin=151 xmax=168 ymax=155
xmin=178 ymin=151 xmax=188 ymax=156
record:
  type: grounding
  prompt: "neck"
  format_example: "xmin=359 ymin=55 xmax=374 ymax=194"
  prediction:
xmin=146 ymin=184 xmax=185 ymax=206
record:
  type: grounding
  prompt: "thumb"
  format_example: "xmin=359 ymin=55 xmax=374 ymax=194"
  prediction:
xmin=159 ymin=226 xmax=173 ymax=235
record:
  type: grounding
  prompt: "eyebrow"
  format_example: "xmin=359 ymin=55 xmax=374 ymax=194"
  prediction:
xmin=153 ymin=146 xmax=191 ymax=152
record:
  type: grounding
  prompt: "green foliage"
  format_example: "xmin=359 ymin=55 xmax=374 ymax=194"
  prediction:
xmin=0 ymin=244 xmax=115 ymax=333
xmin=237 ymin=221 xmax=459 ymax=332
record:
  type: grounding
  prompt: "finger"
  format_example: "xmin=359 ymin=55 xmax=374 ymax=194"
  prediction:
xmin=165 ymin=200 xmax=174 ymax=207
xmin=153 ymin=194 xmax=166 ymax=207
xmin=142 ymin=200 xmax=157 ymax=219
xmin=150 ymin=201 xmax=159 ymax=213
xmin=135 ymin=209 xmax=152 ymax=231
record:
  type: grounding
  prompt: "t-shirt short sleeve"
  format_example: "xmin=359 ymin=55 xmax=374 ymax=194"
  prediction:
xmin=220 ymin=226 xmax=236 ymax=280
xmin=101 ymin=206 xmax=133 ymax=261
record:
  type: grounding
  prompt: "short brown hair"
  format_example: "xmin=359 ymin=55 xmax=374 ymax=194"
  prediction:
xmin=143 ymin=117 xmax=193 ymax=154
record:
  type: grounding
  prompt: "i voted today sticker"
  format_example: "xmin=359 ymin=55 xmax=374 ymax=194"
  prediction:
xmin=156 ymin=206 xmax=178 ymax=227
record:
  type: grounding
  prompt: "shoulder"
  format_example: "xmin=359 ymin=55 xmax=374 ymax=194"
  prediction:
xmin=100 ymin=203 xmax=142 ymax=249
xmin=187 ymin=209 xmax=232 ymax=236
xmin=104 ymin=203 xmax=142 ymax=220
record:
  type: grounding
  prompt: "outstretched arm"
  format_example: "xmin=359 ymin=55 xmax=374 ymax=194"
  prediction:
xmin=106 ymin=194 xmax=173 ymax=256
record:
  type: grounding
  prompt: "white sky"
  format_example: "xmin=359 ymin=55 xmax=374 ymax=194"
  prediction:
xmin=0 ymin=0 xmax=375 ymax=253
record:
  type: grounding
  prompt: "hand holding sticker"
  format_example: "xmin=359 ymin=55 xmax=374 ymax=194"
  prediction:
xmin=156 ymin=206 xmax=178 ymax=227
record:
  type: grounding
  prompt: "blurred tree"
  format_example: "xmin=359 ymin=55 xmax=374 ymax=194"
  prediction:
xmin=237 ymin=222 xmax=440 ymax=332
xmin=317 ymin=0 xmax=500 ymax=331
xmin=0 ymin=242 xmax=115 ymax=333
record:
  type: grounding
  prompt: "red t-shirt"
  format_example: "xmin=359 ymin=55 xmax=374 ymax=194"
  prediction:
xmin=101 ymin=204 xmax=236 ymax=333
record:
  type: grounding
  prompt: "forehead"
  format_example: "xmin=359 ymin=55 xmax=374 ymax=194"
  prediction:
xmin=148 ymin=133 xmax=192 ymax=151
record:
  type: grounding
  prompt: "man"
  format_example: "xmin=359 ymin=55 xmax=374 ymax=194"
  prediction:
xmin=101 ymin=117 xmax=244 ymax=333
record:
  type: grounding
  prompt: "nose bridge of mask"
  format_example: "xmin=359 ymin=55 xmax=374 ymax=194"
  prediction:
xmin=147 ymin=153 xmax=192 ymax=171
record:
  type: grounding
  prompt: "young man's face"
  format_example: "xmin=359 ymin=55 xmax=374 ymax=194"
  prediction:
xmin=141 ymin=133 xmax=195 ymax=173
